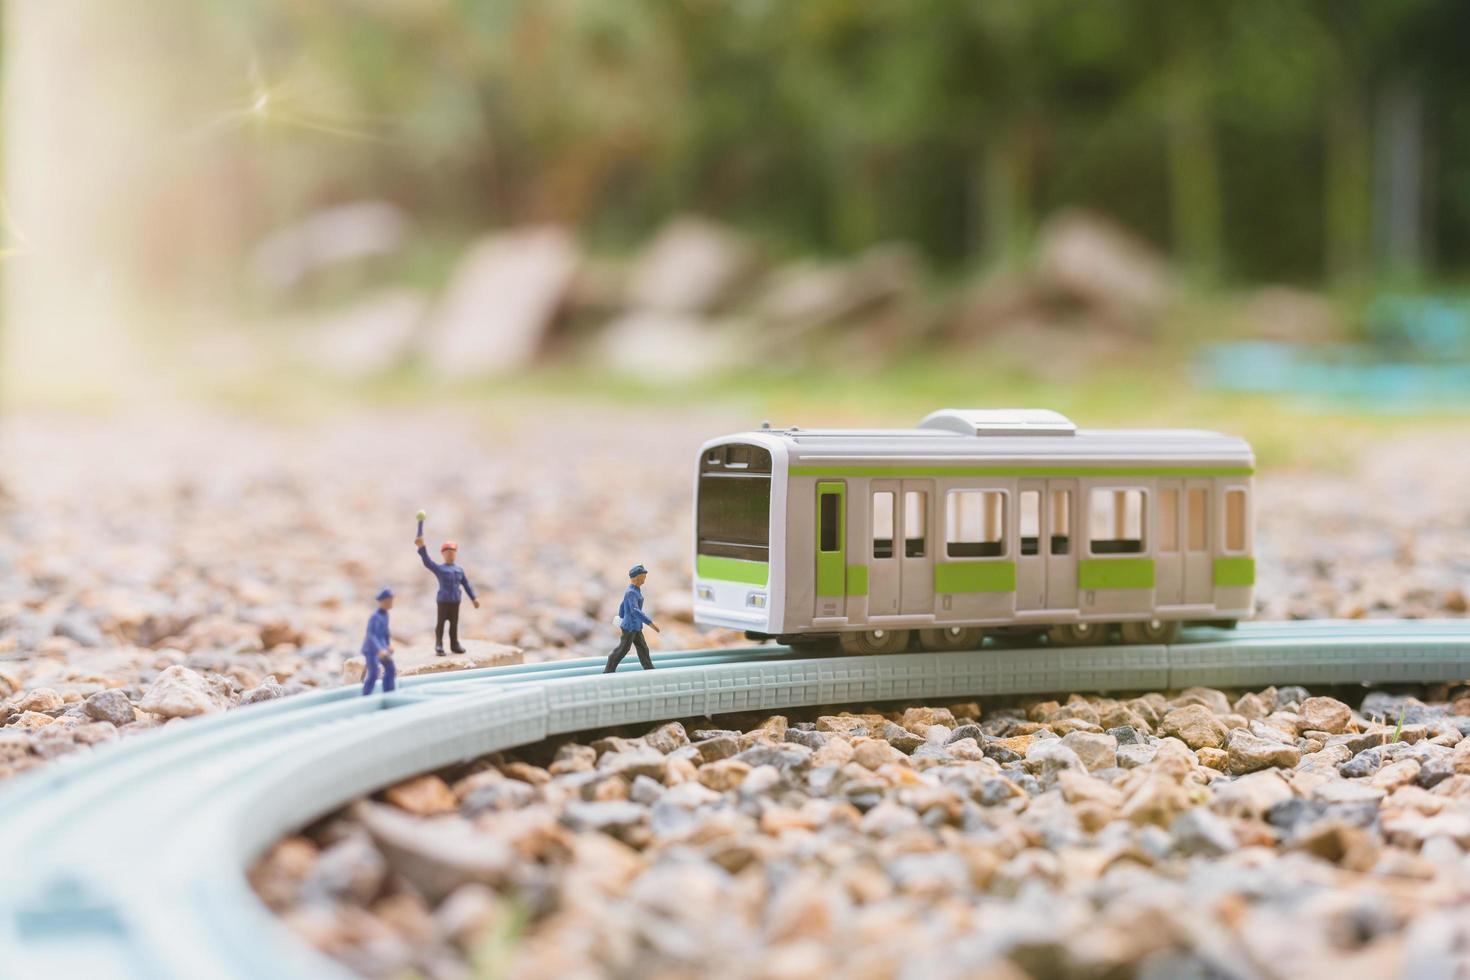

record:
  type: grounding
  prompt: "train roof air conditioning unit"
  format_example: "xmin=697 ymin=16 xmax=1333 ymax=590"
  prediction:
xmin=917 ymin=409 xmax=1077 ymax=437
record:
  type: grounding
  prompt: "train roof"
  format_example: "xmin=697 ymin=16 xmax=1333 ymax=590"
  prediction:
xmin=722 ymin=410 xmax=1255 ymax=471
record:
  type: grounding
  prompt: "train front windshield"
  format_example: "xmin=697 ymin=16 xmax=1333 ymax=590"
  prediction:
xmin=697 ymin=444 xmax=771 ymax=562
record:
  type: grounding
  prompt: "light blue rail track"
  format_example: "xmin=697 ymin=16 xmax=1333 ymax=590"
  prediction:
xmin=1 ymin=620 xmax=1467 ymax=979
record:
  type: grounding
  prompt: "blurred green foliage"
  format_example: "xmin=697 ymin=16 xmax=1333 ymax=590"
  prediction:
xmin=14 ymin=0 xmax=1462 ymax=311
xmin=188 ymin=0 xmax=1470 ymax=286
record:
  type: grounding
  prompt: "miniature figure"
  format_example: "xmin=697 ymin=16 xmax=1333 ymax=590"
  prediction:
xmin=415 ymin=532 xmax=479 ymax=655
xmin=360 ymin=587 xmax=396 ymax=696
xmin=603 ymin=564 xmax=660 ymax=672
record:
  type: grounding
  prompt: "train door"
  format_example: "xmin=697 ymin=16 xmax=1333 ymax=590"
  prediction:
xmin=1182 ymin=481 xmax=1212 ymax=604
xmin=1156 ymin=480 xmax=1184 ymax=605
xmin=1044 ymin=480 xmax=1078 ymax=610
xmin=814 ymin=481 xmax=846 ymax=619
xmin=899 ymin=481 xmax=934 ymax=614
xmin=867 ymin=482 xmax=901 ymax=615
xmin=1015 ymin=480 xmax=1045 ymax=610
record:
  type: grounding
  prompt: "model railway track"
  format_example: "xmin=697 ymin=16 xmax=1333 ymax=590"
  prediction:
xmin=2 ymin=620 xmax=1468 ymax=980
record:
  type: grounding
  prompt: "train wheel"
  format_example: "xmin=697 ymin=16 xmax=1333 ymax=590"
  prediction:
xmin=918 ymin=626 xmax=984 ymax=652
xmin=1046 ymin=622 xmax=1105 ymax=647
xmin=838 ymin=628 xmax=912 ymax=655
xmin=1119 ymin=619 xmax=1182 ymax=644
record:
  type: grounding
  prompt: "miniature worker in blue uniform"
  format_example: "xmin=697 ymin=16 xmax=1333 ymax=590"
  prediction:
xmin=603 ymin=564 xmax=661 ymax=673
xmin=361 ymin=587 xmax=396 ymax=696
xmin=415 ymin=535 xmax=479 ymax=655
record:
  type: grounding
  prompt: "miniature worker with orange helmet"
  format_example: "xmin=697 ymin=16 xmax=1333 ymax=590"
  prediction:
xmin=415 ymin=535 xmax=480 ymax=655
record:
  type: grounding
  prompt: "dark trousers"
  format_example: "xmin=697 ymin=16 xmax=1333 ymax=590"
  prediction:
xmin=361 ymin=651 xmax=396 ymax=696
xmin=435 ymin=601 xmax=461 ymax=650
xmin=603 ymin=629 xmax=653 ymax=672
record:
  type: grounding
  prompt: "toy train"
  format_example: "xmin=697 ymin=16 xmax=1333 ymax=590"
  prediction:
xmin=692 ymin=409 xmax=1254 ymax=653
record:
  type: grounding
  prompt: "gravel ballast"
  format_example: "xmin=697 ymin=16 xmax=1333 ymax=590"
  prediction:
xmin=254 ymin=686 xmax=1470 ymax=978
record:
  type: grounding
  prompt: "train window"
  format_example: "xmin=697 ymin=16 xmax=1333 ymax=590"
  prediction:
xmin=904 ymin=491 xmax=927 ymax=558
xmin=697 ymin=444 xmax=772 ymax=562
xmin=1019 ymin=491 xmax=1040 ymax=556
xmin=1159 ymin=489 xmax=1179 ymax=552
xmin=872 ymin=491 xmax=895 ymax=559
xmin=1089 ymin=489 xmax=1145 ymax=554
xmin=946 ymin=490 xmax=1005 ymax=558
xmin=819 ymin=493 xmax=840 ymax=552
xmin=1187 ymin=489 xmax=1208 ymax=551
xmin=1224 ymin=489 xmax=1247 ymax=552
xmin=1050 ymin=489 xmax=1071 ymax=555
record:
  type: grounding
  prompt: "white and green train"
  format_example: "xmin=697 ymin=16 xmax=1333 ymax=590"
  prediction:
xmin=692 ymin=409 xmax=1254 ymax=653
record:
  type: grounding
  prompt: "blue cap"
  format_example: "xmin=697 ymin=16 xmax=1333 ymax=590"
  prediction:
xmin=628 ymin=564 xmax=648 ymax=578
xmin=376 ymin=587 xmax=394 ymax=601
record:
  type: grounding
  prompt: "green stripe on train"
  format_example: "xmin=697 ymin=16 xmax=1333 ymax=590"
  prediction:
xmin=1213 ymin=557 xmax=1255 ymax=587
xmin=846 ymin=564 xmax=869 ymax=597
xmin=696 ymin=555 xmax=770 ymax=586
xmin=934 ymin=562 xmax=1017 ymax=593
xmin=790 ymin=465 xmax=1253 ymax=478
xmin=1077 ymin=558 xmax=1155 ymax=590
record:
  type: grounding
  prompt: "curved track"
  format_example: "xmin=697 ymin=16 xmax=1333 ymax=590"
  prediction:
xmin=2 ymin=621 xmax=1468 ymax=979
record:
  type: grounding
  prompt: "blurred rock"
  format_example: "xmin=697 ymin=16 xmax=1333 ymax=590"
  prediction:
xmin=138 ymin=665 xmax=224 ymax=719
xmin=1171 ymin=807 xmax=1238 ymax=856
xmin=355 ymin=801 xmax=514 ymax=903
xmin=1243 ymin=286 xmax=1344 ymax=345
xmin=240 ymin=676 xmax=286 ymax=706
xmin=15 ymin=688 xmax=62 ymax=713
xmin=1227 ymin=729 xmax=1301 ymax=774
xmin=385 ymin=775 xmax=458 ymax=816
xmin=1300 ymin=696 xmax=1353 ymax=735
xmin=596 ymin=311 xmax=749 ymax=376
xmin=948 ymin=273 xmax=1045 ymax=340
xmin=434 ymin=883 xmax=499 ymax=950
xmin=627 ymin=216 xmax=757 ymax=314
xmin=1060 ymin=731 xmax=1117 ymax=772
xmin=55 ymin=612 xmax=104 ymax=648
xmin=428 ymin=226 xmax=579 ymax=377
xmin=1158 ymin=704 xmax=1228 ymax=750
xmin=250 ymin=201 xmax=407 ymax=293
xmin=1035 ymin=209 xmax=1171 ymax=329
xmin=564 ymin=256 xmax=631 ymax=319
xmin=82 ymin=689 xmax=135 ymax=727
xmin=250 ymin=837 xmax=318 ymax=911
xmin=294 ymin=289 xmax=425 ymax=378
xmin=756 ymin=243 xmax=921 ymax=335
xmin=304 ymin=833 xmax=387 ymax=908
xmin=562 ymin=800 xmax=648 ymax=837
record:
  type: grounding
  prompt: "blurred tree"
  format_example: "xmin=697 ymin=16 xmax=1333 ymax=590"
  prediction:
xmin=1159 ymin=0 xmax=1225 ymax=281
xmin=13 ymin=0 xmax=1470 ymax=323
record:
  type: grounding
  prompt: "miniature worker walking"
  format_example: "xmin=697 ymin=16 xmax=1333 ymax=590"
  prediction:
xmin=603 ymin=564 xmax=661 ymax=673
xmin=361 ymin=588 xmax=396 ymax=696
xmin=415 ymin=535 xmax=479 ymax=655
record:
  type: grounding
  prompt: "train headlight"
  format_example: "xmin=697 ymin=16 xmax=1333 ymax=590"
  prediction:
xmin=697 ymin=586 xmax=714 ymax=601
xmin=747 ymin=592 xmax=767 ymax=608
